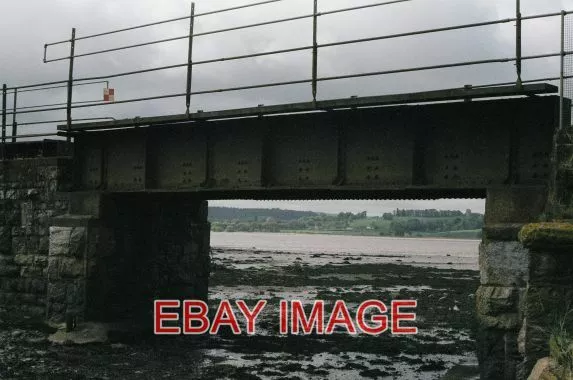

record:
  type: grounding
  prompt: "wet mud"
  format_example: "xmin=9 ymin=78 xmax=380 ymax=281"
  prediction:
xmin=0 ymin=246 xmax=480 ymax=379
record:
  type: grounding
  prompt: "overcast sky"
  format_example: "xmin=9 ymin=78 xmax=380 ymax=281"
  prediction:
xmin=2 ymin=0 xmax=572 ymax=215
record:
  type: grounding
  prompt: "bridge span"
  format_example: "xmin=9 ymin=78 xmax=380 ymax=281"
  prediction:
xmin=67 ymin=84 xmax=558 ymax=199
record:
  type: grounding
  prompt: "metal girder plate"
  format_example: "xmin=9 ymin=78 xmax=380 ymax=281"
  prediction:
xmin=268 ymin=114 xmax=338 ymax=186
xmin=211 ymin=122 xmax=263 ymax=188
xmin=516 ymin=101 xmax=556 ymax=184
xmin=345 ymin=108 xmax=414 ymax=187
xmin=82 ymin=146 xmax=103 ymax=190
xmin=424 ymin=102 xmax=510 ymax=187
xmin=105 ymin=132 xmax=146 ymax=191
xmin=148 ymin=126 xmax=207 ymax=189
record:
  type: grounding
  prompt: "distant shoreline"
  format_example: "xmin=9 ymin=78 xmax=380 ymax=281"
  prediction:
xmin=211 ymin=229 xmax=482 ymax=241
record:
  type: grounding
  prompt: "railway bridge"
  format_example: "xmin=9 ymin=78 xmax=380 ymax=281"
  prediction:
xmin=2 ymin=1 xmax=573 ymax=378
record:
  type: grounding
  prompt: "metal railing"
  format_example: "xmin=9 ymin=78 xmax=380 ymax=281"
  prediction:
xmin=1 ymin=0 xmax=573 ymax=151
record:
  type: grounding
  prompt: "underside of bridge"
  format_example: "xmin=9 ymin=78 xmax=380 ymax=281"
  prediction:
xmin=1 ymin=85 xmax=572 ymax=379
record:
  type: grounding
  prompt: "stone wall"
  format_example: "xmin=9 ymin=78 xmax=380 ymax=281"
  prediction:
xmin=46 ymin=215 xmax=114 ymax=323
xmin=0 ymin=157 xmax=72 ymax=319
xmin=477 ymin=198 xmax=573 ymax=379
xmin=476 ymin=187 xmax=549 ymax=379
xmin=486 ymin=224 xmax=573 ymax=380
xmin=0 ymin=153 xmax=211 ymax=325
xmin=518 ymin=223 xmax=573 ymax=378
xmin=477 ymin=227 xmax=529 ymax=379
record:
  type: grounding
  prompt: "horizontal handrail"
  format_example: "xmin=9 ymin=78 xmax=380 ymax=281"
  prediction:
xmin=41 ymin=14 xmax=562 ymax=85
xmin=5 ymin=50 xmax=571 ymax=117
xmin=5 ymin=80 xmax=108 ymax=93
xmin=42 ymin=5 xmax=570 ymax=64
xmin=5 ymin=80 xmax=108 ymax=95
xmin=15 ymin=99 xmax=105 ymax=111
xmin=7 ymin=132 xmax=60 ymax=139
xmin=34 ymin=10 xmax=572 ymax=87
xmin=45 ymin=0 xmax=286 ymax=47
xmin=16 ymin=117 xmax=116 ymax=126
xmin=44 ymin=0 xmax=411 ymax=62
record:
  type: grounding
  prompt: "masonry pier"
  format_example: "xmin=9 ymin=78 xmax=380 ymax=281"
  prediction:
xmin=48 ymin=193 xmax=211 ymax=323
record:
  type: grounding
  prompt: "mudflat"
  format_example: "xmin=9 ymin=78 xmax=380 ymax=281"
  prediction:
xmin=0 ymin=242 xmax=479 ymax=379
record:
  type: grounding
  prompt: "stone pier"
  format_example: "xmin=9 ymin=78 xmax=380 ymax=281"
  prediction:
xmin=47 ymin=193 xmax=211 ymax=323
xmin=477 ymin=187 xmax=546 ymax=379
xmin=477 ymin=218 xmax=573 ymax=379
xmin=476 ymin=123 xmax=573 ymax=379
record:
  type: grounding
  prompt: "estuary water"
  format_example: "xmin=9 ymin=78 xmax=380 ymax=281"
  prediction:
xmin=206 ymin=231 xmax=481 ymax=379
xmin=211 ymin=231 xmax=480 ymax=270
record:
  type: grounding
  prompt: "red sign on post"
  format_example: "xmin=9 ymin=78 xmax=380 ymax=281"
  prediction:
xmin=103 ymin=88 xmax=115 ymax=102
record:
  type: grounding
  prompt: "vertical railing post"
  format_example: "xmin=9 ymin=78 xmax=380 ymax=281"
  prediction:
xmin=312 ymin=0 xmax=318 ymax=104
xmin=11 ymin=89 xmax=17 ymax=143
xmin=560 ymin=11 xmax=566 ymax=130
xmin=516 ymin=0 xmax=522 ymax=88
xmin=1 ymin=84 xmax=6 ymax=160
xmin=186 ymin=2 xmax=196 ymax=115
xmin=66 ymin=28 xmax=76 ymax=142
xmin=1 ymin=84 xmax=6 ymax=145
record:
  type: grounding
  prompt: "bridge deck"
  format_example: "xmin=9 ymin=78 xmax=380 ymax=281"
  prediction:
xmin=68 ymin=86 xmax=565 ymax=199
xmin=59 ymin=83 xmax=557 ymax=133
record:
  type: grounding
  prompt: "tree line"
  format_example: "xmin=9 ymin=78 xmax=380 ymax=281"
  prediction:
xmin=209 ymin=207 xmax=483 ymax=238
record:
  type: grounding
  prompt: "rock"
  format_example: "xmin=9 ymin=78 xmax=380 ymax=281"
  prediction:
xmin=476 ymin=286 xmax=518 ymax=316
xmin=440 ymin=364 xmax=480 ymax=379
xmin=518 ymin=320 xmax=527 ymax=355
xmin=48 ymin=322 xmax=108 ymax=345
xmin=519 ymin=223 xmax=573 ymax=251
xmin=527 ymin=357 xmax=558 ymax=380
xmin=27 ymin=336 xmax=47 ymax=344
xmin=49 ymin=226 xmax=86 ymax=257
xmin=479 ymin=241 xmax=529 ymax=287
xmin=26 ymin=189 xmax=40 ymax=198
